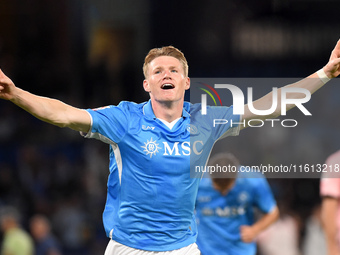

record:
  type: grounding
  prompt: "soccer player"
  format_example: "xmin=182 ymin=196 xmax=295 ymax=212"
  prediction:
xmin=195 ymin=153 xmax=279 ymax=255
xmin=320 ymin=150 xmax=340 ymax=255
xmin=0 ymin=40 xmax=339 ymax=254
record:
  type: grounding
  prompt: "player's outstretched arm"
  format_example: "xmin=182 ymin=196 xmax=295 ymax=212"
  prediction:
xmin=0 ymin=69 xmax=91 ymax=133
xmin=240 ymin=205 xmax=279 ymax=243
xmin=241 ymin=39 xmax=340 ymax=129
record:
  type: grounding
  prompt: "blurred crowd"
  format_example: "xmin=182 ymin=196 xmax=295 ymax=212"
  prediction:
xmin=0 ymin=100 xmax=110 ymax=254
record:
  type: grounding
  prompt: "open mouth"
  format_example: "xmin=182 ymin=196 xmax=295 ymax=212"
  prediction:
xmin=161 ymin=83 xmax=175 ymax=90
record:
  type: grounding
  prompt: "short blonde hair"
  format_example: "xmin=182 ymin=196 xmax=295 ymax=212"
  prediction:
xmin=143 ymin=46 xmax=189 ymax=78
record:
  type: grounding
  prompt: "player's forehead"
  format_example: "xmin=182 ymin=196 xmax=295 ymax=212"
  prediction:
xmin=149 ymin=56 xmax=183 ymax=70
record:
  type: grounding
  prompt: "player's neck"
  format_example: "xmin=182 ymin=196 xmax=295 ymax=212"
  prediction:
xmin=151 ymin=99 xmax=184 ymax=123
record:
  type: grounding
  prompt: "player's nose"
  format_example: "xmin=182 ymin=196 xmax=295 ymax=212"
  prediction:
xmin=163 ymin=70 xmax=172 ymax=79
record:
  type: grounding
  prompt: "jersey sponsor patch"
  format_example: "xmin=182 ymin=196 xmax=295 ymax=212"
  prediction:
xmin=141 ymin=137 xmax=161 ymax=158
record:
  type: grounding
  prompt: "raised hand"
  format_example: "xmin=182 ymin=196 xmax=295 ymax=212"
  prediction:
xmin=324 ymin=39 xmax=340 ymax=78
xmin=0 ymin=69 xmax=16 ymax=101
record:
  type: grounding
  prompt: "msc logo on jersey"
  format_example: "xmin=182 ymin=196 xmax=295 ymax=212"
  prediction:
xmin=141 ymin=137 xmax=161 ymax=158
xmin=141 ymin=138 xmax=203 ymax=158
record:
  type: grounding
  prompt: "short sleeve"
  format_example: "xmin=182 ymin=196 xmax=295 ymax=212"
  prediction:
xmin=83 ymin=104 xmax=129 ymax=144
xmin=253 ymin=178 xmax=277 ymax=213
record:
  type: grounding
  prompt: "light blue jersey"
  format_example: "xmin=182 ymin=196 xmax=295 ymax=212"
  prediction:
xmin=83 ymin=100 xmax=239 ymax=251
xmin=195 ymin=172 xmax=276 ymax=255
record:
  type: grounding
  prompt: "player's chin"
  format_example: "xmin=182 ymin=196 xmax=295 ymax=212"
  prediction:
xmin=159 ymin=93 xmax=177 ymax=101
xmin=157 ymin=96 xmax=181 ymax=105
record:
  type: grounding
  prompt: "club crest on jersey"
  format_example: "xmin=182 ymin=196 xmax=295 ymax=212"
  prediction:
xmin=238 ymin=192 xmax=249 ymax=203
xmin=187 ymin=124 xmax=198 ymax=134
xmin=141 ymin=137 xmax=161 ymax=158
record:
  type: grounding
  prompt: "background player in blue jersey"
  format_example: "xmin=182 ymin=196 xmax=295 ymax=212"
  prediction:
xmin=195 ymin=153 xmax=279 ymax=255
xmin=0 ymin=41 xmax=339 ymax=254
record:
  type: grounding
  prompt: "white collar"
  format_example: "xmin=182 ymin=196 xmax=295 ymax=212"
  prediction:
xmin=158 ymin=117 xmax=181 ymax=130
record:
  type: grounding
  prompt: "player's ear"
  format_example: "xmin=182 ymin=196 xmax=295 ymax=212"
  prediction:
xmin=185 ymin=77 xmax=190 ymax=90
xmin=143 ymin=79 xmax=151 ymax=92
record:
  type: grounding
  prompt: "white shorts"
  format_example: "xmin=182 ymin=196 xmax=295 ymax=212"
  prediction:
xmin=104 ymin=239 xmax=201 ymax=255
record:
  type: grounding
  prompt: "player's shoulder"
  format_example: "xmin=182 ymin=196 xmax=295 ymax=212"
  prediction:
xmin=188 ymin=102 xmax=234 ymax=113
xmin=187 ymin=102 xmax=198 ymax=112
xmin=91 ymin=101 xmax=145 ymax=115
xmin=117 ymin=100 xmax=144 ymax=109
xmin=114 ymin=101 xmax=148 ymax=115
xmin=189 ymin=103 xmax=237 ymax=126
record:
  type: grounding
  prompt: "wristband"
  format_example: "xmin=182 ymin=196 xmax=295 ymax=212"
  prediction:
xmin=316 ymin=69 xmax=331 ymax=84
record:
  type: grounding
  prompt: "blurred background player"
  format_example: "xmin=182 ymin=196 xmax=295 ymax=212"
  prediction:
xmin=195 ymin=152 xmax=279 ymax=255
xmin=320 ymin=150 xmax=340 ymax=255
xmin=0 ymin=206 xmax=34 ymax=255
xmin=29 ymin=214 xmax=62 ymax=255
